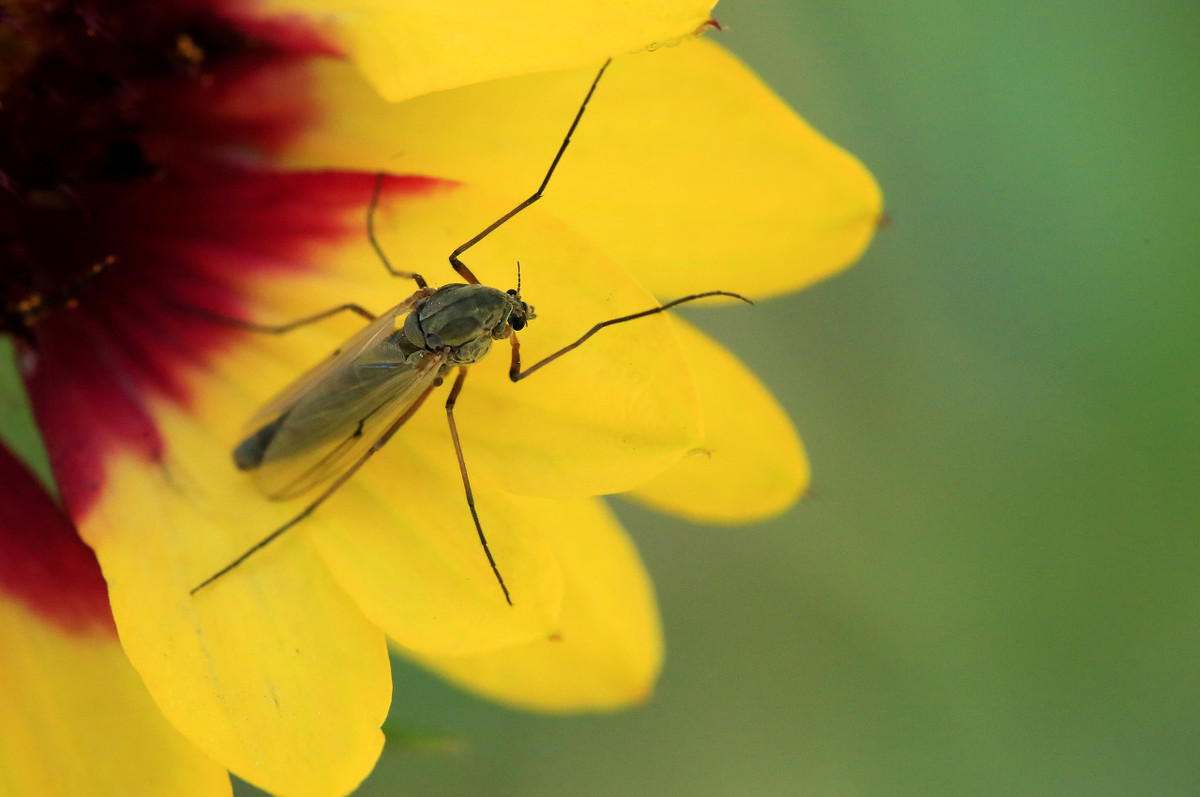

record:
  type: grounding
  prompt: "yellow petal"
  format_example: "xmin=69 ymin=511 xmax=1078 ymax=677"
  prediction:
xmin=277 ymin=38 xmax=882 ymax=299
xmin=0 ymin=599 xmax=230 ymax=797
xmin=402 ymin=496 xmax=662 ymax=711
xmin=629 ymin=317 xmax=809 ymax=521
xmin=84 ymin=403 xmax=391 ymax=797
xmin=255 ymin=0 xmax=716 ymax=102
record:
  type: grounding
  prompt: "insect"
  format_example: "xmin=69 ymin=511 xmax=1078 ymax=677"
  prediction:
xmin=190 ymin=60 xmax=749 ymax=602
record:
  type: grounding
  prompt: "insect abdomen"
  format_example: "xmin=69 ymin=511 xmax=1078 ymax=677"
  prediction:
xmin=233 ymin=412 xmax=289 ymax=471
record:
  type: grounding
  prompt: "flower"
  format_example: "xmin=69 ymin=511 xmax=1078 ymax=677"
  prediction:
xmin=0 ymin=0 xmax=880 ymax=795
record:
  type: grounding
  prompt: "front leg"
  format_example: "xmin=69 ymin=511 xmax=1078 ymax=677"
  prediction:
xmin=508 ymin=333 xmax=523 ymax=382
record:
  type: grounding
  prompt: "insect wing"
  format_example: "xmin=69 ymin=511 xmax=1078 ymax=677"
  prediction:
xmin=254 ymin=346 xmax=444 ymax=500
xmin=240 ymin=294 xmax=444 ymax=499
xmin=243 ymin=292 xmax=423 ymax=431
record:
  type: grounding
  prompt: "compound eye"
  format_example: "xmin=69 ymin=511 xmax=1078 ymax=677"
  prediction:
xmin=510 ymin=313 xmax=526 ymax=331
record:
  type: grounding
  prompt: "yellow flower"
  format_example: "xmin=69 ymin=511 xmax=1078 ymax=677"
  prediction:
xmin=1 ymin=0 xmax=879 ymax=794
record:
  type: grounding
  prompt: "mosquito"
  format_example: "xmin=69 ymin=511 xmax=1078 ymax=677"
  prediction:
xmin=190 ymin=59 xmax=750 ymax=602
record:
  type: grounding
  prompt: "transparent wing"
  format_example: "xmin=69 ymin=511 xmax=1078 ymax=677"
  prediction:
xmin=244 ymin=291 xmax=425 ymax=432
xmin=235 ymin=293 xmax=447 ymax=500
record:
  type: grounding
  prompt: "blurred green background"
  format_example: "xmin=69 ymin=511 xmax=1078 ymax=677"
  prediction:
xmin=357 ymin=2 xmax=1200 ymax=795
xmin=3 ymin=0 xmax=1194 ymax=795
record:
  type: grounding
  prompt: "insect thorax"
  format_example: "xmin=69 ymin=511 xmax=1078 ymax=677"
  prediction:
xmin=403 ymin=283 xmax=531 ymax=366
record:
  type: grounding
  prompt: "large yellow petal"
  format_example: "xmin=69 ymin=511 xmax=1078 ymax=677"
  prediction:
xmin=401 ymin=496 xmax=663 ymax=711
xmin=85 ymin=403 xmax=391 ymax=797
xmin=629 ymin=317 xmax=809 ymax=521
xmin=254 ymin=0 xmax=716 ymax=102
xmin=276 ymin=38 xmax=882 ymax=299
xmin=0 ymin=598 xmax=230 ymax=797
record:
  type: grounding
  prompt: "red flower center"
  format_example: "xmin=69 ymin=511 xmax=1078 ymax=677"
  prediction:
xmin=0 ymin=1 xmax=387 ymax=517
xmin=1 ymin=2 xmax=254 ymax=323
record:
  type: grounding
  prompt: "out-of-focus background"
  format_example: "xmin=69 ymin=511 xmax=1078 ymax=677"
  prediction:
xmin=3 ymin=0 xmax=1192 ymax=794
xmin=354 ymin=2 xmax=1199 ymax=795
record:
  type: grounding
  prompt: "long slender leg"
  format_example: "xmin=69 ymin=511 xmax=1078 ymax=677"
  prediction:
xmin=369 ymin=172 xmax=429 ymax=288
xmin=509 ymin=291 xmax=753 ymax=381
xmin=448 ymin=59 xmax=612 ymax=285
xmin=190 ymin=380 xmax=441 ymax=595
xmin=177 ymin=300 xmax=378 ymax=334
xmin=445 ymin=367 xmax=512 ymax=605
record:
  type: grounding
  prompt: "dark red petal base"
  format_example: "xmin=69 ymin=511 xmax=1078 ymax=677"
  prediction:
xmin=0 ymin=442 xmax=114 ymax=634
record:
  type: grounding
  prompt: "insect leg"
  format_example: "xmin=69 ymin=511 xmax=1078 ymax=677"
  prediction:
xmin=444 ymin=367 xmax=513 ymax=605
xmin=177 ymin=173 xmax=420 ymax=334
xmin=190 ymin=379 xmax=441 ymax=595
xmin=508 ymin=291 xmax=753 ymax=381
xmin=211 ymin=302 xmax=378 ymax=333
xmin=448 ymin=59 xmax=613 ymax=285
xmin=169 ymin=295 xmax=382 ymax=336
xmin=369 ymin=172 xmax=429 ymax=288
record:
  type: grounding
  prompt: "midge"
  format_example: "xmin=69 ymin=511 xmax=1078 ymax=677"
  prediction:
xmin=190 ymin=60 xmax=749 ymax=602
